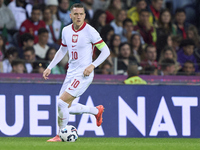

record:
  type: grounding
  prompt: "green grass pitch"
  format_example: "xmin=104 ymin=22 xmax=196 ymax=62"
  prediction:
xmin=0 ymin=137 xmax=200 ymax=150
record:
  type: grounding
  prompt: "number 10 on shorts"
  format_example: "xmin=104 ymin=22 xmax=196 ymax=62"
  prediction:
xmin=71 ymin=79 xmax=80 ymax=88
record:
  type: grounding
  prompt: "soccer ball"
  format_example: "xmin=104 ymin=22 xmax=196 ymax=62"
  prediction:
xmin=59 ymin=125 xmax=78 ymax=142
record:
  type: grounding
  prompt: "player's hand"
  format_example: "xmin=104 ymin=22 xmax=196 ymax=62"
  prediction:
xmin=83 ymin=64 xmax=95 ymax=77
xmin=43 ymin=68 xmax=51 ymax=80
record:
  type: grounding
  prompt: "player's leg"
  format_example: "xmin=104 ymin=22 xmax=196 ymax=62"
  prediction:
xmin=47 ymin=91 xmax=76 ymax=142
xmin=69 ymin=103 xmax=98 ymax=115
xmin=58 ymin=91 xmax=76 ymax=128
xmin=47 ymin=77 xmax=75 ymax=142
xmin=69 ymin=103 xmax=104 ymax=126
xmin=68 ymin=75 xmax=104 ymax=127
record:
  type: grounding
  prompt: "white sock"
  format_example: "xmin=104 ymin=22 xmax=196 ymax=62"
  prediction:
xmin=58 ymin=99 xmax=69 ymax=129
xmin=90 ymin=107 xmax=98 ymax=115
xmin=69 ymin=103 xmax=98 ymax=115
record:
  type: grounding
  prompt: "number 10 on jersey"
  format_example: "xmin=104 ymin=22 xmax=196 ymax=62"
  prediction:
xmin=71 ymin=51 xmax=78 ymax=60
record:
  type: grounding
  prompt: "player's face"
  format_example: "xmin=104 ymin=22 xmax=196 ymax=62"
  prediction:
xmin=70 ymin=7 xmax=86 ymax=27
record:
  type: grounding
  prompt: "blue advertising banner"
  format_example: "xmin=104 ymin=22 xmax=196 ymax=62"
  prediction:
xmin=0 ymin=83 xmax=200 ymax=137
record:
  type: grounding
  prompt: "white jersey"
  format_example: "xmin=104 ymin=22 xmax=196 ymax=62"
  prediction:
xmin=61 ymin=22 xmax=103 ymax=77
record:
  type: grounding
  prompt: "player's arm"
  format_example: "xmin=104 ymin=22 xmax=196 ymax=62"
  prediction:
xmin=92 ymin=41 xmax=110 ymax=67
xmin=83 ymin=41 xmax=110 ymax=76
xmin=43 ymin=45 xmax=68 ymax=80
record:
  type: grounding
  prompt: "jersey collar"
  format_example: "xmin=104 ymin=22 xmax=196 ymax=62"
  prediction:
xmin=72 ymin=22 xmax=86 ymax=32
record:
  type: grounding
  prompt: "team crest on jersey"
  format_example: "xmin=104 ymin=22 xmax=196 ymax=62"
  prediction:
xmin=72 ymin=34 xmax=78 ymax=43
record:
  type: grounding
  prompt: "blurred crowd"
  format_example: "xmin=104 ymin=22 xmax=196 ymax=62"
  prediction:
xmin=0 ymin=0 xmax=200 ymax=76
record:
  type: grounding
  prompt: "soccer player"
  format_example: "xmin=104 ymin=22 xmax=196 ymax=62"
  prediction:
xmin=43 ymin=3 xmax=110 ymax=142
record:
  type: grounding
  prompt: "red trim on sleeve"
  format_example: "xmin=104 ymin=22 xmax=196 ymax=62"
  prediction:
xmin=94 ymin=40 xmax=103 ymax=45
xmin=61 ymin=43 xmax=67 ymax=47
xmin=72 ymin=22 xmax=86 ymax=32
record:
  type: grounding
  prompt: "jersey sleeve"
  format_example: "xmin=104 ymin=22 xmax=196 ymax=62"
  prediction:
xmin=89 ymin=26 xmax=106 ymax=50
xmin=47 ymin=45 xmax=68 ymax=70
xmin=61 ymin=28 xmax=67 ymax=47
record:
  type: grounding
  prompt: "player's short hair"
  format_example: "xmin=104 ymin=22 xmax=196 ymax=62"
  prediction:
xmin=38 ymin=28 xmax=49 ymax=35
xmin=11 ymin=59 xmax=25 ymax=67
xmin=175 ymin=8 xmax=186 ymax=14
xmin=144 ymin=44 xmax=156 ymax=53
xmin=161 ymin=58 xmax=175 ymax=70
xmin=24 ymin=46 xmax=35 ymax=54
xmin=70 ymin=3 xmax=84 ymax=11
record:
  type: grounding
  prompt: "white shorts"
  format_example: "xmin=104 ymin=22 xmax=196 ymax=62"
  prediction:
xmin=59 ymin=75 xmax=93 ymax=98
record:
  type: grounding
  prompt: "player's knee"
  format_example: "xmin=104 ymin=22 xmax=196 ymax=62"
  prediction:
xmin=60 ymin=91 xmax=75 ymax=102
xmin=58 ymin=99 xmax=68 ymax=107
xmin=58 ymin=98 xmax=72 ymax=108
